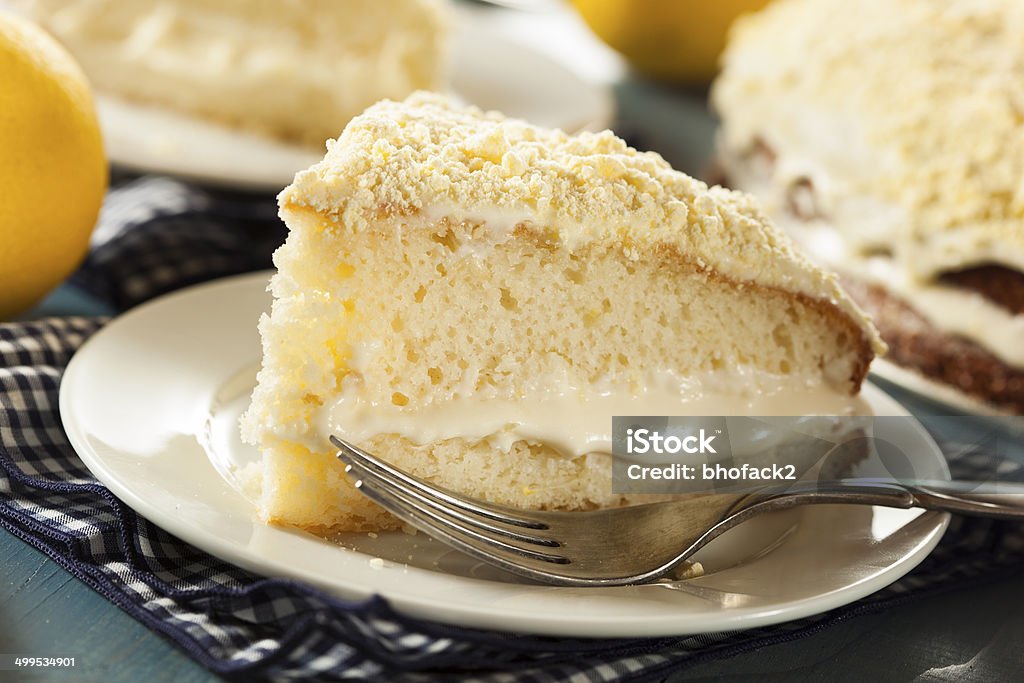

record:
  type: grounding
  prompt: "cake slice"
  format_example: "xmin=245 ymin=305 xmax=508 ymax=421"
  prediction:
xmin=712 ymin=0 xmax=1024 ymax=413
xmin=12 ymin=0 xmax=449 ymax=146
xmin=240 ymin=92 xmax=882 ymax=534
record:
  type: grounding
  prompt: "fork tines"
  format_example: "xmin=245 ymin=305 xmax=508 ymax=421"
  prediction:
xmin=330 ymin=436 xmax=570 ymax=569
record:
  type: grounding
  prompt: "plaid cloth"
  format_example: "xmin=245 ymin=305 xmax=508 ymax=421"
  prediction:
xmin=2 ymin=176 xmax=1024 ymax=682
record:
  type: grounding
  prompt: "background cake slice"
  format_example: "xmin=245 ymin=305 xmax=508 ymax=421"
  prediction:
xmin=241 ymin=92 xmax=882 ymax=534
xmin=11 ymin=0 xmax=450 ymax=146
xmin=712 ymin=0 xmax=1024 ymax=413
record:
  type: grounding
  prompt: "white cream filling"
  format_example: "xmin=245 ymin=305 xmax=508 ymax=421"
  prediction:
xmin=318 ymin=368 xmax=870 ymax=459
xmin=419 ymin=203 xmax=534 ymax=260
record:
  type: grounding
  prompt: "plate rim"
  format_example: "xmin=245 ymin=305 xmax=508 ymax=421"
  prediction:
xmin=59 ymin=271 xmax=951 ymax=637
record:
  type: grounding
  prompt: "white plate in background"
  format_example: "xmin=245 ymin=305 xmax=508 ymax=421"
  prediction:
xmin=60 ymin=272 xmax=951 ymax=637
xmin=98 ymin=24 xmax=614 ymax=192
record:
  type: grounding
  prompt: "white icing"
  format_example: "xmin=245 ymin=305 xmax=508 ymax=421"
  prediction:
xmin=318 ymin=367 xmax=870 ymax=459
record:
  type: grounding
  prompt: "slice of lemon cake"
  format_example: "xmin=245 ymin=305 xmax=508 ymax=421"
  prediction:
xmin=240 ymin=92 xmax=883 ymax=534
xmin=12 ymin=0 xmax=449 ymax=146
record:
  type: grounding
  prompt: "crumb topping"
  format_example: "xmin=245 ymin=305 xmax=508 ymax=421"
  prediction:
xmin=282 ymin=92 xmax=880 ymax=348
xmin=714 ymin=0 xmax=1024 ymax=277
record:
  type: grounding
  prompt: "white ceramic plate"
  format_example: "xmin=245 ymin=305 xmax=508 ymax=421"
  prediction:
xmin=60 ymin=272 xmax=951 ymax=637
xmin=97 ymin=24 xmax=614 ymax=191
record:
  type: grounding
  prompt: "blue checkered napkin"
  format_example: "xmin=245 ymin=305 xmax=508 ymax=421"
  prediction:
xmin=70 ymin=174 xmax=284 ymax=311
xmin=2 ymin=176 xmax=1024 ymax=681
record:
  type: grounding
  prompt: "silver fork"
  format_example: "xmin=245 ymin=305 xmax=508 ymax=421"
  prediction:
xmin=331 ymin=436 xmax=1024 ymax=587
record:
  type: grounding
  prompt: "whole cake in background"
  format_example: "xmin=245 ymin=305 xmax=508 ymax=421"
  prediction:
xmin=240 ymin=91 xmax=882 ymax=535
xmin=10 ymin=0 xmax=450 ymax=146
xmin=712 ymin=0 xmax=1024 ymax=414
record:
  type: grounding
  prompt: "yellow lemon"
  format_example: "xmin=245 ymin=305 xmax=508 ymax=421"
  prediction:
xmin=572 ymin=0 xmax=770 ymax=83
xmin=0 ymin=11 xmax=107 ymax=319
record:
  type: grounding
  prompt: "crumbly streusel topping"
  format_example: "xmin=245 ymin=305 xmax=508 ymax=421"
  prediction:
xmin=714 ymin=0 xmax=1024 ymax=277
xmin=282 ymin=92 xmax=880 ymax=346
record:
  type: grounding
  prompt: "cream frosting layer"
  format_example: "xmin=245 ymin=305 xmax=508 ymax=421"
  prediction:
xmin=713 ymin=0 xmax=1024 ymax=280
xmin=319 ymin=366 xmax=870 ymax=460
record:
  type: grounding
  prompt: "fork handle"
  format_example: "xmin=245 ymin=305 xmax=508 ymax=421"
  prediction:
xmin=750 ymin=480 xmax=1024 ymax=519
xmin=901 ymin=480 xmax=1024 ymax=519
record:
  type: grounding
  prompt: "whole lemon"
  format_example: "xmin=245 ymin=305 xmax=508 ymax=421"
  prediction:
xmin=0 ymin=11 xmax=107 ymax=319
xmin=572 ymin=0 xmax=770 ymax=83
